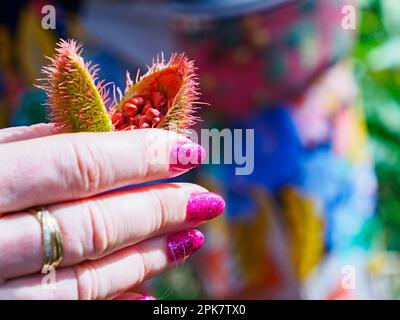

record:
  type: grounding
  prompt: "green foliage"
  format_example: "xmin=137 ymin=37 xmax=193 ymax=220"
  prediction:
xmin=355 ymin=0 xmax=400 ymax=250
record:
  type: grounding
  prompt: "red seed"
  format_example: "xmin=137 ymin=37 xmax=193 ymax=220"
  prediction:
xmin=130 ymin=115 xmax=141 ymax=126
xmin=112 ymin=112 xmax=125 ymax=126
xmin=140 ymin=122 xmax=150 ymax=129
xmin=130 ymin=96 xmax=144 ymax=107
xmin=142 ymin=102 xmax=152 ymax=113
xmin=139 ymin=115 xmax=148 ymax=126
xmin=152 ymin=117 xmax=161 ymax=127
xmin=146 ymin=108 xmax=160 ymax=121
xmin=152 ymin=92 xmax=166 ymax=107
xmin=123 ymin=103 xmax=138 ymax=117
xmin=116 ymin=123 xmax=128 ymax=130
xmin=152 ymin=117 xmax=161 ymax=124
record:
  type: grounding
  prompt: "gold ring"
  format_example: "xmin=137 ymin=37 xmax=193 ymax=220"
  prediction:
xmin=29 ymin=207 xmax=63 ymax=274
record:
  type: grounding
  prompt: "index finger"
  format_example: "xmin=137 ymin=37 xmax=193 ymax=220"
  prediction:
xmin=0 ymin=129 xmax=205 ymax=214
xmin=0 ymin=123 xmax=57 ymax=144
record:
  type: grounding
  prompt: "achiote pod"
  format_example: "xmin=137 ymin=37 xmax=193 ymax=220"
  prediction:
xmin=38 ymin=39 xmax=202 ymax=134
xmin=111 ymin=53 xmax=201 ymax=135
xmin=37 ymin=39 xmax=112 ymax=133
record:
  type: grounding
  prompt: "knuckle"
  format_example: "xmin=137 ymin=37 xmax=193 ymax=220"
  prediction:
xmin=148 ymin=190 xmax=167 ymax=232
xmin=84 ymin=199 xmax=116 ymax=258
xmin=73 ymin=261 xmax=101 ymax=300
xmin=136 ymin=137 xmax=151 ymax=180
xmin=66 ymin=137 xmax=108 ymax=197
xmin=134 ymin=247 xmax=151 ymax=284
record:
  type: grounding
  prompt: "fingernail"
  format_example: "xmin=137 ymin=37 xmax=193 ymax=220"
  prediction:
xmin=170 ymin=141 xmax=206 ymax=171
xmin=186 ymin=192 xmax=225 ymax=222
xmin=115 ymin=294 xmax=157 ymax=300
xmin=167 ymin=229 xmax=204 ymax=261
xmin=135 ymin=295 xmax=157 ymax=301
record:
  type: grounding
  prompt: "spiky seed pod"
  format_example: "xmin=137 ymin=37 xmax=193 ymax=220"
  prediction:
xmin=110 ymin=53 xmax=201 ymax=135
xmin=37 ymin=39 xmax=112 ymax=133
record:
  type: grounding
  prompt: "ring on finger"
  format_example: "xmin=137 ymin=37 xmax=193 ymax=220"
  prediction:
xmin=29 ymin=206 xmax=63 ymax=274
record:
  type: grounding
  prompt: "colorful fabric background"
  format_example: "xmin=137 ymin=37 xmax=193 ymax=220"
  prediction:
xmin=148 ymin=0 xmax=378 ymax=299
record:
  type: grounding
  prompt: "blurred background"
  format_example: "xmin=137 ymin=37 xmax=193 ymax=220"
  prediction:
xmin=1 ymin=0 xmax=400 ymax=299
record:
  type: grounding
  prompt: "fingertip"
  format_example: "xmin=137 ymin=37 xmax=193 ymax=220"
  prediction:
xmin=114 ymin=293 xmax=157 ymax=300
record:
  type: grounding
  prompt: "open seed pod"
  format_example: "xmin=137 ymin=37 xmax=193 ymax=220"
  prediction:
xmin=110 ymin=53 xmax=200 ymax=135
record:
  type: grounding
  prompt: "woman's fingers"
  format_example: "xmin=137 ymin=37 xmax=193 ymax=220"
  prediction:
xmin=0 ymin=123 xmax=58 ymax=144
xmin=0 ymin=229 xmax=204 ymax=300
xmin=0 ymin=129 xmax=206 ymax=214
xmin=0 ymin=183 xmax=224 ymax=280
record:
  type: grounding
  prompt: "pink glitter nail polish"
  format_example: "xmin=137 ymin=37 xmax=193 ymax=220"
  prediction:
xmin=186 ymin=192 xmax=225 ymax=222
xmin=116 ymin=294 xmax=157 ymax=300
xmin=135 ymin=295 xmax=157 ymax=301
xmin=169 ymin=141 xmax=206 ymax=171
xmin=167 ymin=229 xmax=204 ymax=261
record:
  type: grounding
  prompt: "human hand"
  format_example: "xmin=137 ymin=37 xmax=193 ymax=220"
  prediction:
xmin=0 ymin=124 xmax=224 ymax=300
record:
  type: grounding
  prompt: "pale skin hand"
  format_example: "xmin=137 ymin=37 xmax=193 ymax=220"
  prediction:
xmin=0 ymin=124 xmax=214 ymax=300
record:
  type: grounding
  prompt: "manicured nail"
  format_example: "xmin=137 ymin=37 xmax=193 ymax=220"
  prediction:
xmin=170 ymin=141 xmax=206 ymax=171
xmin=115 ymin=294 xmax=156 ymax=300
xmin=186 ymin=192 xmax=225 ymax=222
xmin=135 ymin=295 xmax=157 ymax=301
xmin=167 ymin=229 xmax=204 ymax=261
